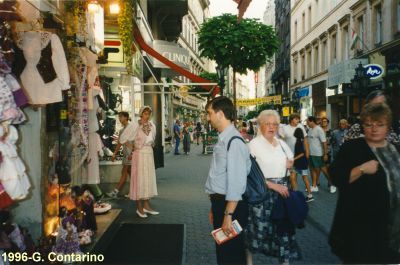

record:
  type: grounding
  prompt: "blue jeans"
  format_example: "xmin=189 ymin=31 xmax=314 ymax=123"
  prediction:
xmin=174 ymin=137 xmax=180 ymax=154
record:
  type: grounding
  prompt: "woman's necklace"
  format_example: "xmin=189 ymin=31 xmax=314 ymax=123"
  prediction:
xmin=140 ymin=120 xmax=151 ymax=136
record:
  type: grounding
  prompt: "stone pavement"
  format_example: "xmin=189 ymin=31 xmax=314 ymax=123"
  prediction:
xmin=107 ymin=144 xmax=341 ymax=265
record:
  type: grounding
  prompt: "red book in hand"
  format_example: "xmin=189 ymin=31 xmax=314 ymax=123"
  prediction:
xmin=211 ymin=220 xmax=243 ymax=245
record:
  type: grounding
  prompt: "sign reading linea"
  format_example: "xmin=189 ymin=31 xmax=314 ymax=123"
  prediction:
xmin=363 ymin=64 xmax=384 ymax=80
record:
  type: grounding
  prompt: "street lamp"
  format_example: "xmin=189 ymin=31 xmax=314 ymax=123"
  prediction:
xmin=216 ymin=65 xmax=228 ymax=96
xmin=351 ymin=63 xmax=369 ymax=113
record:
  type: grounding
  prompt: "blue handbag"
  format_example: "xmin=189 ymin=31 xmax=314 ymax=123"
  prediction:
xmin=228 ymin=136 xmax=268 ymax=204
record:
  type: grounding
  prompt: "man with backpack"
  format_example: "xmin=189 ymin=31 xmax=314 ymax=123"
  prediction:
xmin=204 ymin=96 xmax=251 ymax=265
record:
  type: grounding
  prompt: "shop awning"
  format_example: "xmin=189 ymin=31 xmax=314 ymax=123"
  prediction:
xmin=233 ymin=0 xmax=253 ymax=20
xmin=133 ymin=28 xmax=220 ymax=96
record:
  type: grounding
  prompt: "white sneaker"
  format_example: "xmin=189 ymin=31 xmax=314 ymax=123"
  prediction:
xmin=311 ymin=186 xmax=319 ymax=192
xmin=330 ymin=185 xmax=337 ymax=193
xmin=106 ymin=190 xmax=118 ymax=198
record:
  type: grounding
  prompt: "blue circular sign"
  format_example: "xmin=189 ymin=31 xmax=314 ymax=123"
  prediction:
xmin=363 ymin=64 xmax=384 ymax=79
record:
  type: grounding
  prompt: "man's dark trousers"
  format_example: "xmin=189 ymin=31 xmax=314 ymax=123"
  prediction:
xmin=211 ymin=197 xmax=248 ymax=265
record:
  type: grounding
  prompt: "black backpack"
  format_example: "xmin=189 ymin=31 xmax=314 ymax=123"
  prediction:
xmin=227 ymin=136 xmax=268 ymax=205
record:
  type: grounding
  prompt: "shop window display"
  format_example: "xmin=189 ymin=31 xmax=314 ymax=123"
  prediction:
xmin=0 ymin=0 xmax=122 ymax=258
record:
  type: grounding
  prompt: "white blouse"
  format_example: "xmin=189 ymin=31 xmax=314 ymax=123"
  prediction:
xmin=16 ymin=31 xmax=70 ymax=104
xmin=119 ymin=120 xmax=156 ymax=146
xmin=248 ymin=135 xmax=293 ymax=179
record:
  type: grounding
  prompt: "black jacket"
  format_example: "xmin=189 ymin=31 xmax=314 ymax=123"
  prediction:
xmin=329 ymin=138 xmax=398 ymax=263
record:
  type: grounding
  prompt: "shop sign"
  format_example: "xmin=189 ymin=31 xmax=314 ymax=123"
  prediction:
xmin=282 ymin=106 xmax=290 ymax=117
xmin=292 ymin=87 xmax=309 ymax=100
xmin=328 ymin=59 xmax=368 ymax=87
xmin=363 ymin=64 xmax=384 ymax=79
xmin=236 ymin=95 xmax=282 ymax=107
xmin=149 ymin=40 xmax=190 ymax=70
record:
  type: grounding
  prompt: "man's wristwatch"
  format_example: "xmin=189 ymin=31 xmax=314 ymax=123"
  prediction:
xmin=224 ymin=211 xmax=234 ymax=216
xmin=359 ymin=167 xmax=365 ymax=175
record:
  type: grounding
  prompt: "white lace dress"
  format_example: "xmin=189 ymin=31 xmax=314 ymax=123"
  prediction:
xmin=0 ymin=75 xmax=25 ymax=124
xmin=15 ymin=31 xmax=70 ymax=104
xmin=0 ymin=125 xmax=30 ymax=200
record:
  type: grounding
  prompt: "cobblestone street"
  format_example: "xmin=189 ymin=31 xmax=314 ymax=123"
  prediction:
xmin=109 ymin=144 xmax=341 ymax=264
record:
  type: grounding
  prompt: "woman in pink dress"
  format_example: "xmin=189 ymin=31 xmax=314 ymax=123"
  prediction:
xmin=129 ymin=106 xmax=159 ymax=218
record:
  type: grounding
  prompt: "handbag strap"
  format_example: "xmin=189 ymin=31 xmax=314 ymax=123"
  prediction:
xmin=278 ymin=140 xmax=290 ymax=177
xmin=227 ymin=136 xmax=246 ymax=151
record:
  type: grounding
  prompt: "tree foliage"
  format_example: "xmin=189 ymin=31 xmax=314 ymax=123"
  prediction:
xmin=244 ymin=103 xmax=275 ymax=120
xmin=191 ymin=72 xmax=219 ymax=94
xmin=198 ymin=14 xmax=279 ymax=74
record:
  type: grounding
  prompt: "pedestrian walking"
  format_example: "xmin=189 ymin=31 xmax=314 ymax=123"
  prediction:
xmin=293 ymin=128 xmax=313 ymax=202
xmin=174 ymin=119 xmax=181 ymax=155
xmin=306 ymin=116 xmax=336 ymax=193
xmin=279 ymin=113 xmax=310 ymax=193
xmin=106 ymin=111 xmax=133 ymax=198
xmin=247 ymin=120 xmax=255 ymax=138
xmin=204 ymin=96 xmax=251 ymax=265
xmin=329 ymin=103 xmax=400 ymax=264
xmin=240 ymin=121 xmax=251 ymax=141
xmin=128 ymin=106 xmax=159 ymax=218
xmin=330 ymin=119 xmax=348 ymax=161
xmin=182 ymin=123 xmax=191 ymax=155
xmin=246 ymin=110 xmax=301 ymax=264
xmin=321 ymin=117 xmax=332 ymax=165
xmin=195 ymin=121 xmax=202 ymax=145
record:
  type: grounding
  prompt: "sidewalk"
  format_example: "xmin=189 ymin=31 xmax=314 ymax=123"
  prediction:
xmin=108 ymin=144 xmax=340 ymax=264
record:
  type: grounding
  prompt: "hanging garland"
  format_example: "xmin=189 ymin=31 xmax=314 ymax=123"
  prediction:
xmin=118 ymin=0 xmax=135 ymax=74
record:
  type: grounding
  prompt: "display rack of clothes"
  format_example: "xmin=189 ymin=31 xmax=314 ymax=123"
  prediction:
xmin=13 ymin=30 xmax=70 ymax=105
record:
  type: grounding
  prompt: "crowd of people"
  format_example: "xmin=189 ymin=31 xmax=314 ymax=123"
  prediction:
xmin=103 ymin=89 xmax=399 ymax=264
xmin=204 ymin=91 xmax=399 ymax=265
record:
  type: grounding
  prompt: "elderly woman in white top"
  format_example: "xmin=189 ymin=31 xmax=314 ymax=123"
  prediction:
xmin=245 ymin=110 xmax=300 ymax=264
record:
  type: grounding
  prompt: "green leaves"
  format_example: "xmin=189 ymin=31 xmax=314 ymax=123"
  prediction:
xmin=198 ymin=14 xmax=279 ymax=75
xmin=118 ymin=0 xmax=135 ymax=74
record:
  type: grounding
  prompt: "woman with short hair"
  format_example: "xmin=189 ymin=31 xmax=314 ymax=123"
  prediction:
xmin=245 ymin=110 xmax=301 ymax=264
xmin=329 ymin=103 xmax=400 ymax=263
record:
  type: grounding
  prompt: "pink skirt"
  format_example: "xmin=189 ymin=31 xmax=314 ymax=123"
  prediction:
xmin=130 ymin=146 xmax=158 ymax=200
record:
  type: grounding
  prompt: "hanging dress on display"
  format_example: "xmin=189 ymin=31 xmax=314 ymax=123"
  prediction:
xmin=84 ymin=89 xmax=102 ymax=185
xmin=0 ymin=53 xmax=29 ymax=109
xmin=0 ymin=75 xmax=25 ymax=124
xmin=13 ymin=31 xmax=70 ymax=105
xmin=0 ymin=125 xmax=30 ymax=200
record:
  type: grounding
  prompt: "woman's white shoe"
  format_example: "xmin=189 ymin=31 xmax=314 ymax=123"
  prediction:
xmin=136 ymin=210 xmax=148 ymax=218
xmin=143 ymin=208 xmax=159 ymax=215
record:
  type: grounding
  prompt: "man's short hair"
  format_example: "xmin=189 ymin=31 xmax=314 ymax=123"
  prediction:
xmin=206 ymin=96 xmax=235 ymax=121
xmin=307 ymin=116 xmax=317 ymax=123
xmin=118 ymin=111 xmax=129 ymax=119
xmin=289 ymin=113 xmax=300 ymax=122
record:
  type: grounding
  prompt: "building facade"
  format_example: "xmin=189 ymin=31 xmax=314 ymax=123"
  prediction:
xmin=290 ymin=0 xmax=357 ymax=124
xmin=272 ymin=0 xmax=291 ymax=97
xmin=291 ymin=0 xmax=400 ymax=127
xmin=169 ymin=0 xmax=211 ymax=128
xmin=261 ymin=0 xmax=276 ymax=97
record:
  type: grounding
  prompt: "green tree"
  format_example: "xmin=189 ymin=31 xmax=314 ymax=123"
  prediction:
xmin=191 ymin=72 xmax=219 ymax=94
xmin=198 ymin=14 xmax=279 ymax=119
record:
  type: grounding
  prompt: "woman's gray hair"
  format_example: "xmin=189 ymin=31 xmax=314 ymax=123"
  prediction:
xmin=257 ymin=110 xmax=280 ymax=125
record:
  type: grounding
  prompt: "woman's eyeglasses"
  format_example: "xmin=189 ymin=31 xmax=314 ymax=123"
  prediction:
xmin=363 ymin=123 xmax=387 ymax=129
xmin=262 ymin=123 xmax=279 ymax=127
